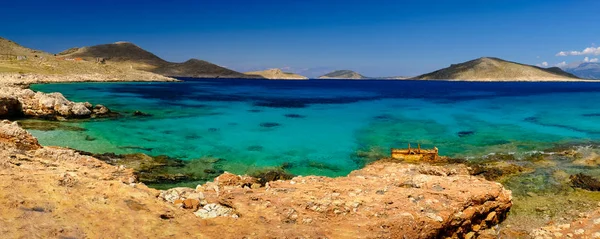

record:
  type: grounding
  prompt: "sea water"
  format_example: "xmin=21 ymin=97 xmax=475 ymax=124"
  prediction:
xmin=29 ymin=79 xmax=600 ymax=177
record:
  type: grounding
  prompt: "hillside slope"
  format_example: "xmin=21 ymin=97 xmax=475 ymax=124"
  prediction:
xmin=245 ymin=68 xmax=308 ymax=80
xmin=318 ymin=70 xmax=367 ymax=79
xmin=413 ymin=57 xmax=581 ymax=81
xmin=0 ymin=37 xmax=174 ymax=83
xmin=58 ymin=42 xmax=254 ymax=79
xmin=58 ymin=42 xmax=168 ymax=70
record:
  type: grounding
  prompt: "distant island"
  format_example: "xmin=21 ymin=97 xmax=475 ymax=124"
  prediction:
xmin=245 ymin=68 xmax=308 ymax=80
xmin=318 ymin=70 xmax=367 ymax=79
xmin=413 ymin=57 xmax=581 ymax=81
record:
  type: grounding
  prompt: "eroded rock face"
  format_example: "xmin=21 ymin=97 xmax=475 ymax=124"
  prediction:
xmin=0 ymin=120 xmax=40 ymax=150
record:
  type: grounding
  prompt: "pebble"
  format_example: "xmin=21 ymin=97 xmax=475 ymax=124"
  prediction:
xmin=574 ymin=229 xmax=585 ymax=235
xmin=593 ymin=232 xmax=600 ymax=239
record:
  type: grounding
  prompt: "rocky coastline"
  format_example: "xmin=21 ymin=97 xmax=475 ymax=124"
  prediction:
xmin=0 ymin=119 xmax=513 ymax=238
xmin=3 ymin=76 xmax=600 ymax=238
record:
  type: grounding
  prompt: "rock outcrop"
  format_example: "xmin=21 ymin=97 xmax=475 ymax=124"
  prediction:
xmin=0 ymin=86 xmax=112 ymax=119
xmin=162 ymin=161 xmax=513 ymax=238
xmin=0 ymin=121 xmax=512 ymax=238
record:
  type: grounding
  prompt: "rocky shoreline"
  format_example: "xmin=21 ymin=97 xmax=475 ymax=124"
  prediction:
xmin=3 ymin=76 xmax=600 ymax=238
xmin=0 ymin=120 xmax=513 ymax=238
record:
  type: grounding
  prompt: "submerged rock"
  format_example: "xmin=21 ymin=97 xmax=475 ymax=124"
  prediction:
xmin=570 ymin=173 xmax=600 ymax=191
xmin=457 ymin=130 xmax=475 ymax=137
xmin=284 ymin=113 xmax=305 ymax=118
xmin=259 ymin=122 xmax=281 ymax=128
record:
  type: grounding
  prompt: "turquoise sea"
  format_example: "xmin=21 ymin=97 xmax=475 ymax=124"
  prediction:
xmin=29 ymin=79 xmax=600 ymax=178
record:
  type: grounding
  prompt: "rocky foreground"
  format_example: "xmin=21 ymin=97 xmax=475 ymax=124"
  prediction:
xmin=0 ymin=120 xmax=513 ymax=238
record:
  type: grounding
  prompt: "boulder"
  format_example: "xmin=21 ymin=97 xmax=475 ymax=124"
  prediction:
xmin=93 ymin=104 xmax=110 ymax=115
xmin=71 ymin=103 xmax=92 ymax=117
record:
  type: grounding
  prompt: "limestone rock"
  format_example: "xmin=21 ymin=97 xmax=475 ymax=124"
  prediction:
xmin=194 ymin=203 xmax=236 ymax=219
xmin=71 ymin=102 xmax=92 ymax=117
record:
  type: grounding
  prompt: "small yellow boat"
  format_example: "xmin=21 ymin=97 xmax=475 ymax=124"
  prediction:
xmin=391 ymin=143 xmax=439 ymax=162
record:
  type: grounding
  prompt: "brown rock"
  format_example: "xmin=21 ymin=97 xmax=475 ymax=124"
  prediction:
xmin=183 ymin=198 xmax=200 ymax=210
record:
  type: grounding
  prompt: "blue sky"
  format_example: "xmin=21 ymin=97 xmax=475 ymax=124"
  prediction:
xmin=1 ymin=0 xmax=599 ymax=77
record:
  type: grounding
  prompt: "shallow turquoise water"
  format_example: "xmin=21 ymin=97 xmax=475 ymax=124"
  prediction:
xmin=29 ymin=79 xmax=600 ymax=177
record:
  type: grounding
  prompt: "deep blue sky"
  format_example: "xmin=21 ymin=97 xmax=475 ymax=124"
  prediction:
xmin=2 ymin=0 xmax=599 ymax=77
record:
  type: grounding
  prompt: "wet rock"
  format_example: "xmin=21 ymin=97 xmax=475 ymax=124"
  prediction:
xmin=132 ymin=110 xmax=152 ymax=117
xmin=570 ymin=173 xmax=600 ymax=191
xmin=469 ymin=162 xmax=532 ymax=181
xmin=92 ymin=104 xmax=110 ymax=115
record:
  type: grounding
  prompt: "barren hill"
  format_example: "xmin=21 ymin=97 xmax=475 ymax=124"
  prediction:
xmin=319 ymin=70 xmax=367 ymax=79
xmin=58 ymin=42 xmax=254 ymax=79
xmin=58 ymin=42 xmax=168 ymax=70
xmin=413 ymin=57 xmax=581 ymax=81
xmin=154 ymin=59 xmax=259 ymax=78
xmin=245 ymin=68 xmax=308 ymax=80
xmin=0 ymin=37 xmax=174 ymax=83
